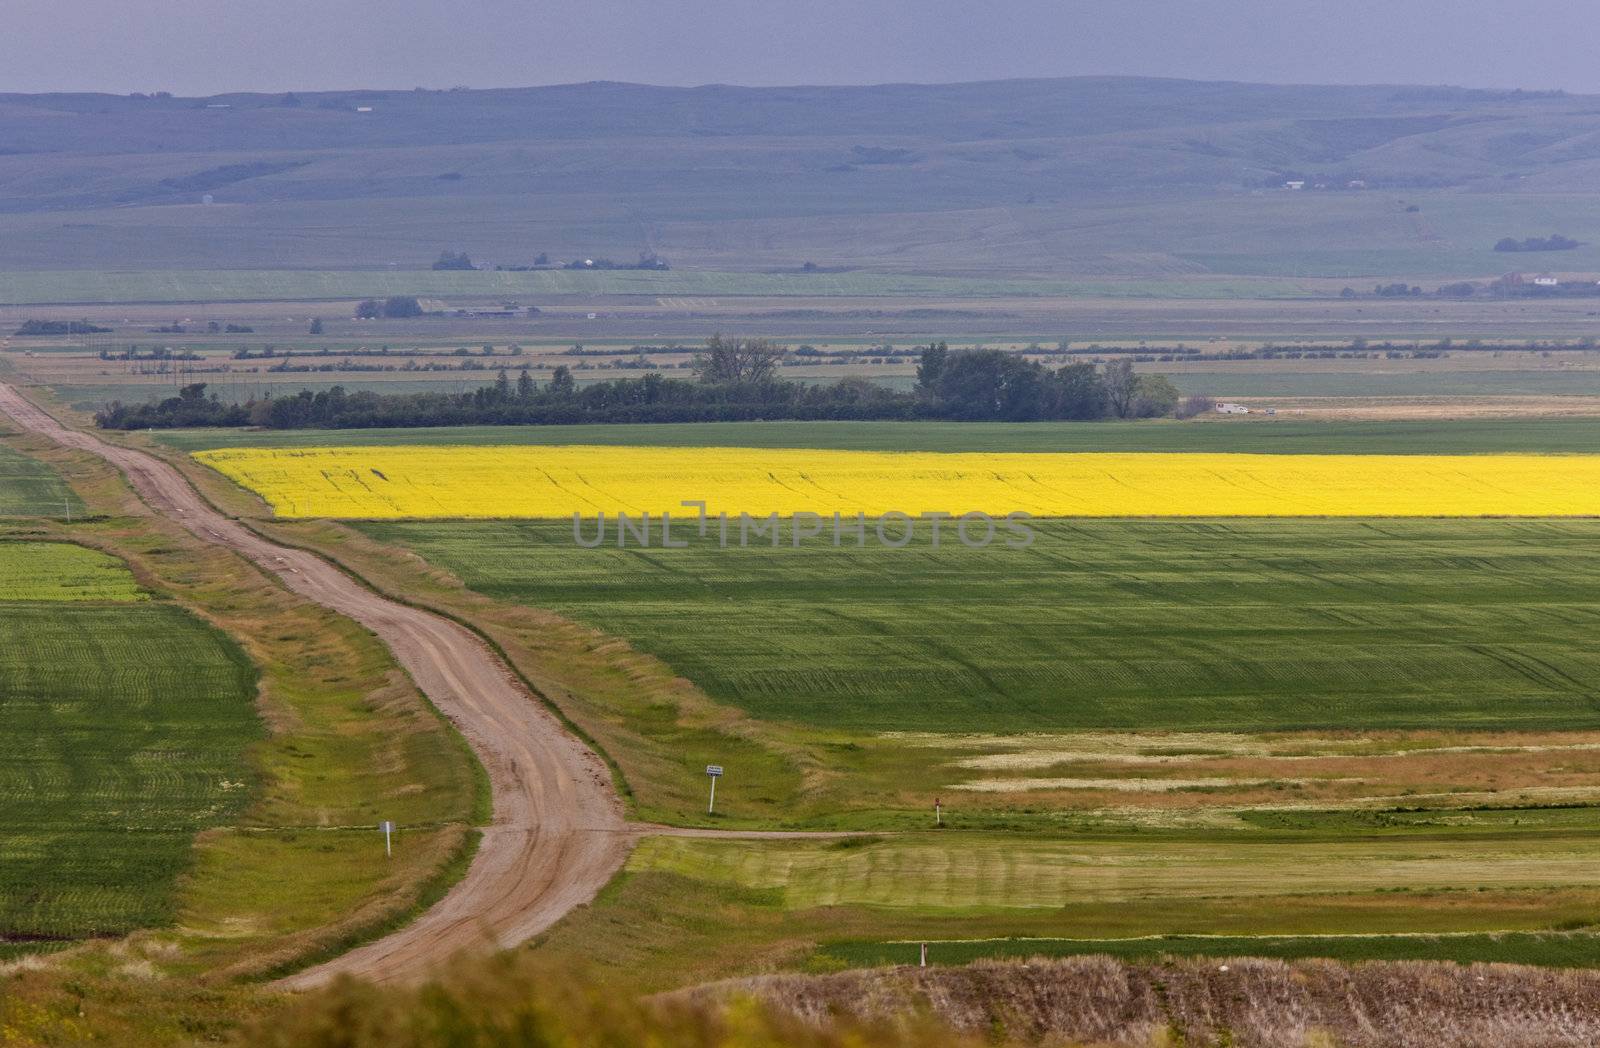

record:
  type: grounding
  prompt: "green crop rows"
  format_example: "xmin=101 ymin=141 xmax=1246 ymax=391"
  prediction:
xmin=0 ymin=444 xmax=82 ymax=518
xmin=0 ymin=543 xmax=146 ymax=602
xmin=0 ymin=545 xmax=259 ymax=942
xmin=357 ymin=518 xmax=1600 ymax=733
xmin=821 ymin=931 xmax=1600 ymax=971
xmin=163 ymin=417 xmax=1600 ymax=455
xmin=630 ymin=833 xmax=1600 ymax=911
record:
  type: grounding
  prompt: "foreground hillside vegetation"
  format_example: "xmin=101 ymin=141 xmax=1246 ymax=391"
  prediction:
xmin=679 ymin=955 xmax=1600 ymax=1047
xmin=243 ymin=950 xmax=1600 ymax=1047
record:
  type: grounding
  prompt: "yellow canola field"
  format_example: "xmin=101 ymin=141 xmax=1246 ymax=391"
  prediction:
xmin=194 ymin=445 xmax=1600 ymax=520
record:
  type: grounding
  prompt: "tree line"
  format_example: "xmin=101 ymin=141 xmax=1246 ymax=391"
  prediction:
xmin=94 ymin=338 xmax=1181 ymax=431
xmin=1493 ymin=234 xmax=1581 ymax=253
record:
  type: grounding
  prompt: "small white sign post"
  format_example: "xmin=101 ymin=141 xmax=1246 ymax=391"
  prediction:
xmin=705 ymin=765 xmax=723 ymax=814
xmin=380 ymin=820 xmax=395 ymax=858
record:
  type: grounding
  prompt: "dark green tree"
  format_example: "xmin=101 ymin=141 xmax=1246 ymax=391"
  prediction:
xmin=1054 ymin=362 xmax=1105 ymax=420
xmin=382 ymin=296 xmax=424 ymax=318
xmin=1102 ymin=359 xmax=1139 ymax=418
xmin=1132 ymin=374 xmax=1179 ymax=418
xmin=916 ymin=341 xmax=949 ymax=394
xmin=691 ymin=334 xmax=786 ymax=384
xmin=548 ymin=365 xmax=576 ymax=397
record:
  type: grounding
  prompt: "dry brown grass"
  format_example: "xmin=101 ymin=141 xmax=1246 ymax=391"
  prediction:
xmin=1257 ymin=395 xmax=1600 ymax=420
xmin=679 ymin=955 xmax=1600 ymax=1047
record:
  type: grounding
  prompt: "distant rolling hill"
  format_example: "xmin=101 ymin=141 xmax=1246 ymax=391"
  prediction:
xmin=4 ymin=77 xmax=1600 ymax=281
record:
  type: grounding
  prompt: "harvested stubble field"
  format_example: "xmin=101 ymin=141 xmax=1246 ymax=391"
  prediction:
xmin=198 ymin=445 xmax=1600 ymax=519
xmin=0 ymin=541 xmax=259 ymax=943
xmin=355 ymin=518 xmax=1600 ymax=734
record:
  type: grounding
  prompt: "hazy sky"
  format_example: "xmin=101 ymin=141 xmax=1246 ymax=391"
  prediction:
xmin=5 ymin=0 xmax=1597 ymax=96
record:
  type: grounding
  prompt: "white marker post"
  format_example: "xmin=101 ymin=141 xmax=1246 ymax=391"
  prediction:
xmin=706 ymin=765 xmax=723 ymax=815
xmin=380 ymin=820 xmax=394 ymax=858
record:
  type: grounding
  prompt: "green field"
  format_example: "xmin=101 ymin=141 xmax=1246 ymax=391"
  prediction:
xmin=1172 ymin=368 xmax=1600 ymax=398
xmin=821 ymin=931 xmax=1600 ymax=970
xmin=587 ymin=832 xmax=1600 ymax=976
xmin=0 ymin=543 xmax=259 ymax=942
xmin=0 ymin=443 xmax=83 ymax=518
xmin=0 ymin=269 xmax=1296 ymax=306
xmin=0 ymin=542 xmax=146 ymax=601
xmin=354 ymin=518 xmax=1600 ymax=733
xmin=163 ymin=417 xmax=1600 ymax=455
xmin=631 ymin=833 xmax=1600 ymax=910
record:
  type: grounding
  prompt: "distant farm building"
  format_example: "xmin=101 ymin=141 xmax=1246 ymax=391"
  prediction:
xmin=1216 ymin=402 xmax=1249 ymax=415
xmin=1533 ymin=273 xmax=1560 ymax=287
xmin=1284 ymin=180 xmax=1305 ymax=190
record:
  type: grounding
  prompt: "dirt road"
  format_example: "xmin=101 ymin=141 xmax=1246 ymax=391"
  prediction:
xmin=0 ymin=383 xmax=634 ymax=988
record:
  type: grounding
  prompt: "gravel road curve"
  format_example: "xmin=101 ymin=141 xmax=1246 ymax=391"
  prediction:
xmin=0 ymin=382 xmax=634 ymax=988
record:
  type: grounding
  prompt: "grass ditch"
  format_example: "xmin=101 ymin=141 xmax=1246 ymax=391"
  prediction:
xmin=255 ymin=827 xmax=483 ymax=982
